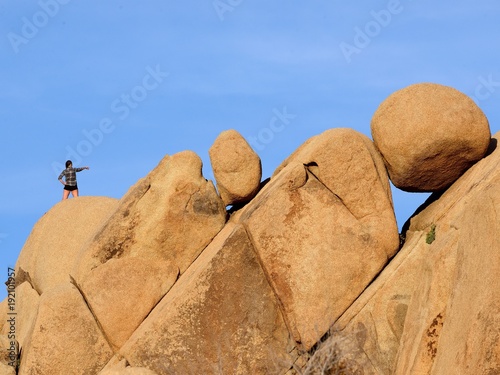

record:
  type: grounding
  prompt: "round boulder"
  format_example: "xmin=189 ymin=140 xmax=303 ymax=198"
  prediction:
xmin=209 ymin=129 xmax=262 ymax=206
xmin=371 ymin=83 xmax=491 ymax=192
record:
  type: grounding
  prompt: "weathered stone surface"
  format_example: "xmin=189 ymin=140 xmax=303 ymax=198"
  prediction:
xmin=5 ymin=283 xmax=39 ymax=350
xmin=429 ymin=186 xmax=500 ymax=374
xmin=80 ymin=257 xmax=179 ymax=350
xmin=209 ymin=129 xmax=262 ymax=206
xmin=274 ymin=128 xmax=397 ymax=253
xmin=0 ymin=362 xmax=15 ymax=375
xmin=73 ymin=151 xmax=226 ymax=283
xmin=71 ymin=151 xmax=225 ymax=352
xmin=19 ymin=283 xmax=113 ymax=375
xmin=98 ymin=356 xmax=127 ymax=373
xmin=14 ymin=196 xmax=118 ymax=294
xmin=0 ymin=335 xmax=16 ymax=368
xmin=99 ymin=366 xmax=159 ymax=375
xmin=330 ymin=133 xmax=500 ymax=374
xmin=120 ymin=224 xmax=295 ymax=375
xmin=238 ymin=128 xmax=399 ymax=350
xmin=0 ymin=300 xmax=5 ymax=334
xmin=371 ymin=82 xmax=491 ymax=191
xmin=331 ymin=223 xmax=459 ymax=374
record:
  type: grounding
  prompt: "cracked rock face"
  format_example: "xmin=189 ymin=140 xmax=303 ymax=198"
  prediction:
xmin=3 ymin=124 xmax=498 ymax=374
xmin=19 ymin=284 xmax=114 ymax=375
xmin=73 ymin=151 xmax=227 ymax=282
xmin=71 ymin=150 xmax=227 ymax=352
xmin=238 ymin=128 xmax=400 ymax=350
xmin=329 ymin=132 xmax=500 ymax=375
xmin=119 ymin=224 xmax=295 ymax=375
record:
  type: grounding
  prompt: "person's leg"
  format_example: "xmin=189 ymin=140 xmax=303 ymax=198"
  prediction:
xmin=62 ymin=189 xmax=70 ymax=200
xmin=72 ymin=189 xmax=79 ymax=198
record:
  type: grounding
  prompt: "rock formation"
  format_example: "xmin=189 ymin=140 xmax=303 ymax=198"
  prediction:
xmin=209 ymin=129 xmax=262 ymax=206
xmin=371 ymin=82 xmax=491 ymax=192
xmin=1 ymin=83 xmax=498 ymax=375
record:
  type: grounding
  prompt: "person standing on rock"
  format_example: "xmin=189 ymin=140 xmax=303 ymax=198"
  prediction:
xmin=58 ymin=160 xmax=90 ymax=200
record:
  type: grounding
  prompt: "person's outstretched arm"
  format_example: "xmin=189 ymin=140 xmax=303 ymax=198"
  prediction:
xmin=75 ymin=166 xmax=90 ymax=172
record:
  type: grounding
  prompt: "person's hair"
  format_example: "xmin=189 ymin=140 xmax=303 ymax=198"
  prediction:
xmin=65 ymin=160 xmax=72 ymax=168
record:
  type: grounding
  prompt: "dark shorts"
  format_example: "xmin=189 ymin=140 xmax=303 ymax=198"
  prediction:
xmin=64 ymin=184 xmax=78 ymax=191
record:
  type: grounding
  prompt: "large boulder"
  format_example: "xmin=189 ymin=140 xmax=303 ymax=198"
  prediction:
xmin=237 ymin=128 xmax=399 ymax=350
xmin=19 ymin=283 xmax=113 ymax=375
xmin=120 ymin=224 xmax=295 ymax=375
xmin=14 ymin=196 xmax=118 ymax=294
xmin=73 ymin=151 xmax=226 ymax=281
xmin=371 ymin=83 xmax=491 ymax=192
xmin=330 ymin=132 xmax=500 ymax=374
xmin=0 ymin=283 xmax=39 ymax=350
xmin=71 ymin=151 xmax=226 ymax=351
xmin=209 ymin=129 xmax=262 ymax=206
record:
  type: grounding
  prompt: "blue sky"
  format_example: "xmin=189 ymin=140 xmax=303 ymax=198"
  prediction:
xmin=1 ymin=0 xmax=499 ymax=300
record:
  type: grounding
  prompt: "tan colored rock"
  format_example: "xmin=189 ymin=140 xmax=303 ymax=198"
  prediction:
xmin=14 ymin=196 xmax=118 ymax=294
xmin=6 ymin=283 xmax=39 ymax=350
xmin=209 ymin=129 xmax=262 ymax=206
xmin=80 ymin=257 xmax=179 ymax=350
xmin=99 ymin=366 xmax=158 ymax=375
xmin=120 ymin=224 xmax=295 ymax=375
xmin=274 ymin=128 xmax=397 ymax=252
xmin=371 ymin=82 xmax=491 ymax=192
xmin=0 ymin=335 xmax=17 ymax=367
xmin=99 ymin=356 xmax=128 ymax=373
xmin=329 ymin=132 xmax=500 ymax=374
xmin=0 ymin=300 xmax=5 ymax=334
xmin=73 ymin=151 xmax=226 ymax=282
xmin=238 ymin=128 xmax=399 ymax=350
xmin=0 ymin=362 xmax=15 ymax=375
xmin=71 ymin=151 xmax=225 ymax=351
xmin=430 ymin=186 xmax=500 ymax=374
xmin=19 ymin=283 xmax=113 ymax=375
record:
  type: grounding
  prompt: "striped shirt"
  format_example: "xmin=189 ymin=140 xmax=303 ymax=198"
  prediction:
xmin=58 ymin=167 xmax=85 ymax=186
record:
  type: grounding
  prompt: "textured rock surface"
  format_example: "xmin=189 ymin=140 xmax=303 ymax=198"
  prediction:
xmin=0 ymin=300 xmax=5 ymax=334
xmin=0 ymin=335 xmax=15 ymax=368
xmin=371 ymin=83 xmax=491 ymax=191
xmin=99 ymin=367 xmax=159 ymax=375
xmin=329 ymin=133 xmax=500 ymax=374
xmin=274 ymin=128 xmax=397 ymax=253
xmin=14 ymin=196 xmax=118 ymax=294
xmin=19 ymin=283 xmax=113 ymax=375
xmin=0 ymin=362 xmax=15 ymax=375
xmin=120 ymin=224 xmax=295 ymax=375
xmin=4 ymin=283 xmax=39 ymax=350
xmin=4 ymin=113 xmax=499 ymax=374
xmin=80 ymin=257 xmax=178 ymax=350
xmin=73 ymin=151 xmax=226 ymax=282
xmin=239 ymin=128 xmax=399 ymax=350
xmin=72 ymin=151 xmax=226 ymax=351
xmin=209 ymin=129 xmax=262 ymax=206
